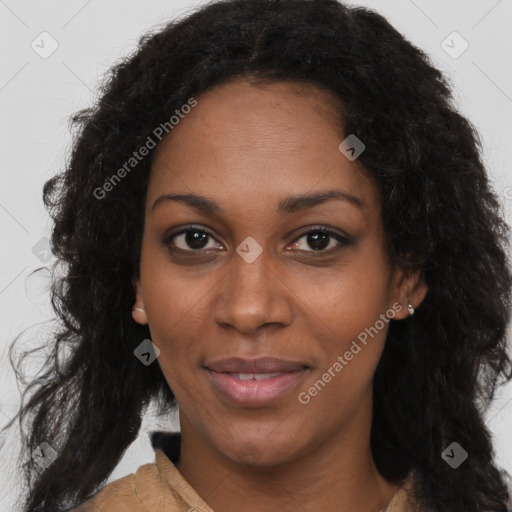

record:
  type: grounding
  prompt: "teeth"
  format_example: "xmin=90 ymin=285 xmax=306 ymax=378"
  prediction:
xmin=234 ymin=372 xmax=282 ymax=381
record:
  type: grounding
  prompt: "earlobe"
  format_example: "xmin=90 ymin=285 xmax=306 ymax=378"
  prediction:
xmin=393 ymin=268 xmax=428 ymax=320
xmin=131 ymin=277 xmax=148 ymax=325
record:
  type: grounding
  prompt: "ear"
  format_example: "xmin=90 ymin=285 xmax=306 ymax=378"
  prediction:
xmin=390 ymin=267 xmax=428 ymax=321
xmin=131 ymin=276 xmax=148 ymax=325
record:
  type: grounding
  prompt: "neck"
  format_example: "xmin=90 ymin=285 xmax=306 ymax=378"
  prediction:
xmin=174 ymin=395 xmax=400 ymax=512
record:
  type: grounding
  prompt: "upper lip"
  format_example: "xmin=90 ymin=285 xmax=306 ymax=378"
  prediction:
xmin=205 ymin=357 xmax=309 ymax=374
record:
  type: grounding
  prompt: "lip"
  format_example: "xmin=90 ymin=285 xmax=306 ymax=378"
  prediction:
xmin=204 ymin=357 xmax=310 ymax=407
xmin=205 ymin=357 xmax=309 ymax=373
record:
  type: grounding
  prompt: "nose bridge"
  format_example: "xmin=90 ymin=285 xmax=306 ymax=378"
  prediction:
xmin=231 ymin=245 xmax=270 ymax=294
xmin=213 ymin=243 xmax=291 ymax=333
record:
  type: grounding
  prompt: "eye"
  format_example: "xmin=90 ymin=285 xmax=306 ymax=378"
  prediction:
xmin=288 ymin=226 xmax=351 ymax=253
xmin=163 ymin=224 xmax=352 ymax=255
xmin=164 ymin=226 xmax=222 ymax=252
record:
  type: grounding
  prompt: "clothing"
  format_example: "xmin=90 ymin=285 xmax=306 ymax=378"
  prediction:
xmin=74 ymin=432 xmax=421 ymax=512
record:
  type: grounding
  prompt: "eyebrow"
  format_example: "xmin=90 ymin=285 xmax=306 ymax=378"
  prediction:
xmin=151 ymin=189 xmax=364 ymax=215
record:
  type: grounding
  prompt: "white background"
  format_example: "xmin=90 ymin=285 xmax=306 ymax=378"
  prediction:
xmin=1 ymin=1 xmax=511 ymax=510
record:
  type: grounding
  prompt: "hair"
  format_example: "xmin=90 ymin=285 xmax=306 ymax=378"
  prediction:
xmin=2 ymin=0 xmax=511 ymax=510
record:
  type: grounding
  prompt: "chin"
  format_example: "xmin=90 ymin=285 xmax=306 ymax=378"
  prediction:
xmin=217 ymin=431 xmax=304 ymax=468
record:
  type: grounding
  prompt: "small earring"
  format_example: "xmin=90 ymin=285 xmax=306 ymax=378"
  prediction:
xmin=407 ymin=301 xmax=415 ymax=316
xmin=132 ymin=306 xmax=148 ymax=325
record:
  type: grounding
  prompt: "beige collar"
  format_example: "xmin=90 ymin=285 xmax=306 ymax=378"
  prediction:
xmin=153 ymin=448 xmax=215 ymax=511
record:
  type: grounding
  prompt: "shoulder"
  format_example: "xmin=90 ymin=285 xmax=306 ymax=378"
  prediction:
xmin=72 ymin=460 xmax=177 ymax=512
xmin=72 ymin=469 xmax=142 ymax=512
xmin=386 ymin=469 xmax=425 ymax=512
xmin=71 ymin=442 xmax=213 ymax=512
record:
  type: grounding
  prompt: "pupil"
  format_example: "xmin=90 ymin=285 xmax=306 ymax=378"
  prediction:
xmin=308 ymin=232 xmax=329 ymax=250
xmin=186 ymin=231 xmax=208 ymax=249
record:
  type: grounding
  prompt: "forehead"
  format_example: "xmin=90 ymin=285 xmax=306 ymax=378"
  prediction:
xmin=147 ymin=79 xmax=380 ymax=217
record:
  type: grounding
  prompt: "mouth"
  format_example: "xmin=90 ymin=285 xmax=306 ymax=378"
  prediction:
xmin=203 ymin=357 xmax=310 ymax=407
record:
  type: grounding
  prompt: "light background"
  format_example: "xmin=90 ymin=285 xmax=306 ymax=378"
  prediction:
xmin=1 ymin=0 xmax=511 ymax=510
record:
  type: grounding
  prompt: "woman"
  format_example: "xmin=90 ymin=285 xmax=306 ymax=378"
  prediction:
xmin=4 ymin=0 xmax=511 ymax=510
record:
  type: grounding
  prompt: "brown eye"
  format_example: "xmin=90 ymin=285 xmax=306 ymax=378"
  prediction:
xmin=164 ymin=228 xmax=221 ymax=252
xmin=289 ymin=226 xmax=352 ymax=253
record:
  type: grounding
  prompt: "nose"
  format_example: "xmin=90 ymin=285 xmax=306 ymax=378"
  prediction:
xmin=212 ymin=246 xmax=294 ymax=335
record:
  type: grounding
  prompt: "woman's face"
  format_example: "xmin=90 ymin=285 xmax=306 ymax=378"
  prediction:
xmin=133 ymin=79 xmax=425 ymax=467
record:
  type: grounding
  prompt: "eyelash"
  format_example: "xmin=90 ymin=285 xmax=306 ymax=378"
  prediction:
xmin=163 ymin=224 xmax=352 ymax=256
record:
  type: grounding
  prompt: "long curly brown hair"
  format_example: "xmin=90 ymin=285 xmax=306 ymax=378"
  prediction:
xmin=2 ymin=1 xmax=511 ymax=510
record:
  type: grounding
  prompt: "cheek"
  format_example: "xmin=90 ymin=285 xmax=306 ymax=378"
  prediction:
xmin=294 ymin=257 xmax=392 ymax=406
xmin=143 ymin=271 xmax=210 ymax=408
xmin=297 ymin=298 xmax=389 ymax=420
xmin=292 ymin=254 xmax=392 ymax=344
xmin=141 ymin=238 xmax=213 ymax=326
xmin=139 ymin=249 xmax=218 ymax=383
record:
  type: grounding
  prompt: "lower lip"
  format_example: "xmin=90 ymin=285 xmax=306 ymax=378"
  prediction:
xmin=206 ymin=368 xmax=309 ymax=407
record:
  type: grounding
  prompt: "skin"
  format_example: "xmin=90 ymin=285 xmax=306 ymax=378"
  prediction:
xmin=132 ymin=79 xmax=428 ymax=512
